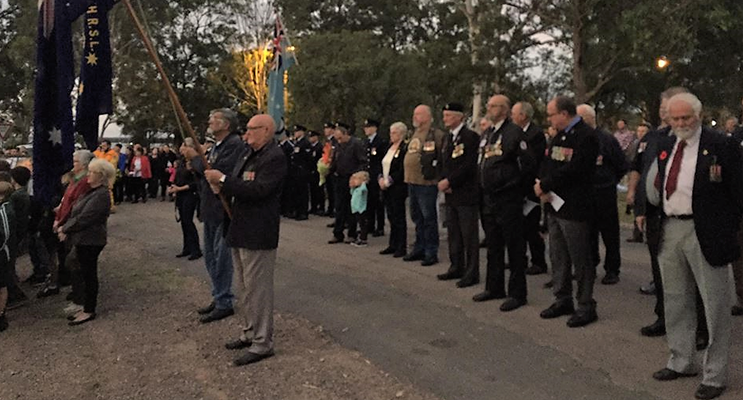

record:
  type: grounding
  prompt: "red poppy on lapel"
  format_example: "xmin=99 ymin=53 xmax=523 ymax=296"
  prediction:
xmin=659 ymin=151 xmax=668 ymax=161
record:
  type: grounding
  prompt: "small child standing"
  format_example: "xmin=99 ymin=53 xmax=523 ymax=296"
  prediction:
xmin=349 ymin=171 xmax=370 ymax=247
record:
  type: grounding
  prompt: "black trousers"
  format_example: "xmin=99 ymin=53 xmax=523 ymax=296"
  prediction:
xmin=524 ymin=204 xmax=547 ymax=268
xmin=325 ymin=174 xmax=336 ymax=215
xmin=444 ymin=204 xmax=480 ymax=281
xmin=77 ymin=245 xmax=104 ymax=314
xmin=309 ymin=172 xmax=324 ymax=213
xmin=352 ymin=212 xmax=368 ymax=241
xmin=177 ymin=193 xmax=201 ymax=256
xmin=366 ymin=180 xmax=385 ymax=233
xmin=384 ymin=187 xmax=407 ymax=253
xmin=129 ymin=177 xmax=146 ymax=201
xmin=333 ymin=175 xmax=356 ymax=239
xmin=590 ymin=186 xmax=621 ymax=275
xmin=482 ymin=196 xmax=527 ymax=300
xmin=113 ymin=177 xmax=125 ymax=203
xmin=292 ymin=174 xmax=310 ymax=218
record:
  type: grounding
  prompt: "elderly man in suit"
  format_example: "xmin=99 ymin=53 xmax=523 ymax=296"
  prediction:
xmin=648 ymin=93 xmax=743 ymax=400
xmin=435 ymin=103 xmax=481 ymax=288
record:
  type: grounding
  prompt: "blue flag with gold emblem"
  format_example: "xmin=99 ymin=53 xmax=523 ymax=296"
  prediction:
xmin=75 ymin=0 xmax=114 ymax=151
xmin=33 ymin=0 xmax=91 ymax=206
xmin=267 ymin=14 xmax=295 ymax=131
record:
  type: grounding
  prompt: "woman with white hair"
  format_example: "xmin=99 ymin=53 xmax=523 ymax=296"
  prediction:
xmin=58 ymin=158 xmax=116 ymax=326
xmin=378 ymin=122 xmax=409 ymax=257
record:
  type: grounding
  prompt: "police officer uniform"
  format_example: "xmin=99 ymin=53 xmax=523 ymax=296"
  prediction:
xmin=364 ymin=119 xmax=388 ymax=236
xmin=288 ymin=125 xmax=314 ymax=220
xmin=308 ymin=130 xmax=325 ymax=215
xmin=473 ymin=117 xmax=533 ymax=312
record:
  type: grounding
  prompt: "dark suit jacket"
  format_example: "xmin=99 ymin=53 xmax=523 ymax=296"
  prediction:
xmin=632 ymin=126 xmax=672 ymax=218
xmin=222 ymin=140 xmax=288 ymax=250
xmin=593 ymin=128 xmax=629 ymax=188
xmin=539 ymin=118 xmax=599 ymax=221
xmin=191 ymin=133 xmax=247 ymax=223
xmin=366 ymin=134 xmax=389 ymax=180
xmin=61 ymin=185 xmax=110 ymax=247
xmin=383 ymin=142 xmax=408 ymax=199
xmin=655 ymin=127 xmax=743 ymax=266
xmin=480 ymin=119 xmax=532 ymax=198
xmin=440 ymin=125 xmax=480 ymax=206
xmin=523 ymin=123 xmax=546 ymax=202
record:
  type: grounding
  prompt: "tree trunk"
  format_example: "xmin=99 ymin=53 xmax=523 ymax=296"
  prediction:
xmin=463 ymin=0 xmax=483 ymax=124
xmin=571 ymin=2 xmax=588 ymax=104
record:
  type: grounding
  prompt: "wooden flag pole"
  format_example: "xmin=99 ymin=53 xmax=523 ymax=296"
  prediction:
xmin=121 ymin=0 xmax=232 ymax=217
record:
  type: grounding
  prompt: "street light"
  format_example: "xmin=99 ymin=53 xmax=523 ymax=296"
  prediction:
xmin=655 ymin=56 xmax=670 ymax=71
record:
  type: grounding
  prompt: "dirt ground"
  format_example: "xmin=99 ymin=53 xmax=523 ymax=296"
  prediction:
xmin=0 ymin=229 xmax=441 ymax=400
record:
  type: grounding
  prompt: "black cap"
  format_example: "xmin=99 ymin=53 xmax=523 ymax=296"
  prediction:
xmin=363 ymin=118 xmax=380 ymax=128
xmin=293 ymin=124 xmax=307 ymax=132
xmin=323 ymin=121 xmax=335 ymax=129
xmin=308 ymin=130 xmax=320 ymax=137
xmin=335 ymin=122 xmax=351 ymax=131
xmin=443 ymin=102 xmax=465 ymax=113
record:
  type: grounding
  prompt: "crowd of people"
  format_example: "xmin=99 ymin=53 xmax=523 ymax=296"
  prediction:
xmin=3 ymin=89 xmax=743 ymax=400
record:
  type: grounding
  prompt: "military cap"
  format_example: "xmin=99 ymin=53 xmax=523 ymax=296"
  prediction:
xmin=363 ymin=118 xmax=380 ymax=128
xmin=308 ymin=130 xmax=320 ymax=137
xmin=323 ymin=121 xmax=335 ymax=129
xmin=335 ymin=121 xmax=351 ymax=131
xmin=293 ymin=124 xmax=307 ymax=132
xmin=443 ymin=102 xmax=465 ymax=113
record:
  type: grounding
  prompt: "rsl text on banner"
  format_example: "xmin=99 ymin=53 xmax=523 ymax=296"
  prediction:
xmin=75 ymin=0 xmax=114 ymax=151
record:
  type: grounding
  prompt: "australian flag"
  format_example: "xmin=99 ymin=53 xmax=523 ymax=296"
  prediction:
xmin=75 ymin=0 xmax=114 ymax=151
xmin=33 ymin=0 xmax=90 ymax=206
xmin=267 ymin=14 xmax=296 ymax=132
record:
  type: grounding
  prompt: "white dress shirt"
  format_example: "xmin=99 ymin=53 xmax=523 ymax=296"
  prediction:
xmin=450 ymin=122 xmax=464 ymax=142
xmin=663 ymin=128 xmax=701 ymax=216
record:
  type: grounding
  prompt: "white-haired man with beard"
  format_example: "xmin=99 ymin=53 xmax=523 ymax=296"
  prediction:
xmin=648 ymin=93 xmax=743 ymax=400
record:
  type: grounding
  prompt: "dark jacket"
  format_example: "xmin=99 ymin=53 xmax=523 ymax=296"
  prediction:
xmin=174 ymin=162 xmax=199 ymax=205
xmin=523 ymin=123 xmax=547 ymax=202
xmin=383 ymin=142 xmax=408 ymax=198
xmin=440 ymin=125 xmax=480 ymax=206
xmin=632 ymin=126 xmax=672 ymax=217
xmin=289 ymin=136 xmax=315 ymax=178
xmin=593 ymin=128 xmax=629 ymax=189
xmin=222 ymin=140 xmax=288 ymax=250
xmin=61 ymin=185 xmax=111 ymax=247
xmin=655 ymin=128 xmax=743 ymax=266
xmin=191 ymin=133 xmax=247 ymax=223
xmin=366 ymin=134 xmax=389 ymax=181
xmin=539 ymin=118 xmax=599 ymax=221
xmin=9 ymin=187 xmax=30 ymax=247
xmin=331 ymin=136 xmax=367 ymax=177
xmin=480 ymin=119 xmax=533 ymax=198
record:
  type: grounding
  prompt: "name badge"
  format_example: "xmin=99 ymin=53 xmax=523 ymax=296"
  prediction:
xmin=243 ymin=171 xmax=256 ymax=181
xmin=452 ymin=143 xmax=465 ymax=158
xmin=423 ymin=140 xmax=436 ymax=152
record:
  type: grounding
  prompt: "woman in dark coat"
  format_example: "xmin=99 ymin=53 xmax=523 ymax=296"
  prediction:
xmin=169 ymin=158 xmax=202 ymax=260
xmin=378 ymin=122 xmax=409 ymax=257
xmin=58 ymin=159 xmax=115 ymax=326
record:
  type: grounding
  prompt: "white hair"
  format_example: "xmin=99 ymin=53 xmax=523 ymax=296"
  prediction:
xmin=389 ymin=122 xmax=408 ymax=135
xmin=667 ymin=93 xmax=702 ymax=117
xmin=577 ymin=104 xmax=596 ymax=120
xmin=73 ymin=150 xmax=94 ymax=167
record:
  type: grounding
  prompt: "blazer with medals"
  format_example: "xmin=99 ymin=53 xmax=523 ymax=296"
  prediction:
xmin=479 ymin=119 xmax=532 ymax=201
xmin=222 ymin=140 xmax=288 ymax=250
xmin=439 ymin=125 xmax=480 ymax=206
xmin=539 ymin=117 xmax=599 ymax=221
xmin=384 ymin=142 xmax=408 ymax=200
xmin=366 ymin=134 xmax=389 ymax=180
xmin=653 ymin=127 xmax=743 ymax=266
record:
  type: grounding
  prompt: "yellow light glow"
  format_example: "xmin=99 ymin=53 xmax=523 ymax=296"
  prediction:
xmin=287 ymin=46 xmax=296 ymax=52
xmin=656 ymin=56 xmax=670 ymax=70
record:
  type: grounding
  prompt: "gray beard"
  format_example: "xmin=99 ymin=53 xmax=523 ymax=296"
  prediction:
xmin=673 ymin=126 xmax=697 ymax=140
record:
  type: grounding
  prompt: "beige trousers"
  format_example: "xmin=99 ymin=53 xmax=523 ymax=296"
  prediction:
xmin=232 ymin=248 xmax=276 ymax=355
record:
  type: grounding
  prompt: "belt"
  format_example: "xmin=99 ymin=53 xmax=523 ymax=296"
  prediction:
xmin=666 ymin=214 xmax=693 ymax=220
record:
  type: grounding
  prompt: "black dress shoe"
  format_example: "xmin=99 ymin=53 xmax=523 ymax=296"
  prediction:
xmin=393 ymin=250 xmax=406 ymax=258
xmin=328 ymin=237 xmax=343 ymax=244
xmin=732 ymin=305 xmax=743 ymax=316
xmin=36 ymin=285 xmax=60 ymax=299
xmin=640 ymin=281 xmax=656 ymax=295
xmin=199 ymin=308 xmax=234 ymax=323
xmin=472 ymin=291 xmax=505 ymax=302
xmin=0 ymin=314 xmax=8 ymax=332
xmin=188 ymin=253 xmax=203 ymax=261
xmin=455 ymin=277 xmax=478 ymax=288
xmin=694 ymin=384 xmax=725 ymax=400
xmin=225 ymin=338 xmax=253 ymax=350
xmin=540 ymin=302 xmax=575 ymax=319
xmin=626 ymin=237 xmax=644 ymax=243
xmin=479 ymin=239 xmax=487 ymax=248
xmin=640 ymin=319 xmax=666 ymax=337
xmin=437 ymin=271 xmax=463 ymax=281
xmin=326 ymin=222 xmax=335 ymax=228
xmin=420 ymin=257 xmax=438 ymax=267
xmin=543 ymin=280 xmax=554 ymax=289
xmin=68 ymin=313 xmax=96 ymax=326
xmin=175 ymin=252 xmax=190 ymax=258
xmin=652 ymin=368 xmax=698 ymax=381
xmin=500 ymin=298 xmax=527 ymax=312
xmin=601 ymin=273 xmax=620 ymax=285
xmin=379 ymin=247 xmax=396 ymax=255
xmin=525 ymin=265 xmax=547 ymax=275
xmin=294 ymin=215 xmax=309 ymax=221
xmin=403 ymin=252 xmax=424 ymax=262
xmin=233 ymin=350 xmax=275 ymax=366
xmin=566 ymin=310 xmax=598 ymax=327
xmin=197 ymin=302 xmax=215 ymax=315
xmin=372 ymin=230 xmax=384 ymax=237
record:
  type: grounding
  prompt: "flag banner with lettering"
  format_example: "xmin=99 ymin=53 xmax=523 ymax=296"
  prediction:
xmin=33 ymin=0 xmax=91 ymax=205
xmin=267 ymin=14 xmax=295 ymax=131
xmin=75 ymin=0 xmax=114 ymax=151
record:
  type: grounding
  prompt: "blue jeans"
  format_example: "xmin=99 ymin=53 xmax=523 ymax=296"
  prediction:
xmin=408 ymin=184 xmax=439 ymax=259
xmin=203 ymin=219 xmax=234 ymax=310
